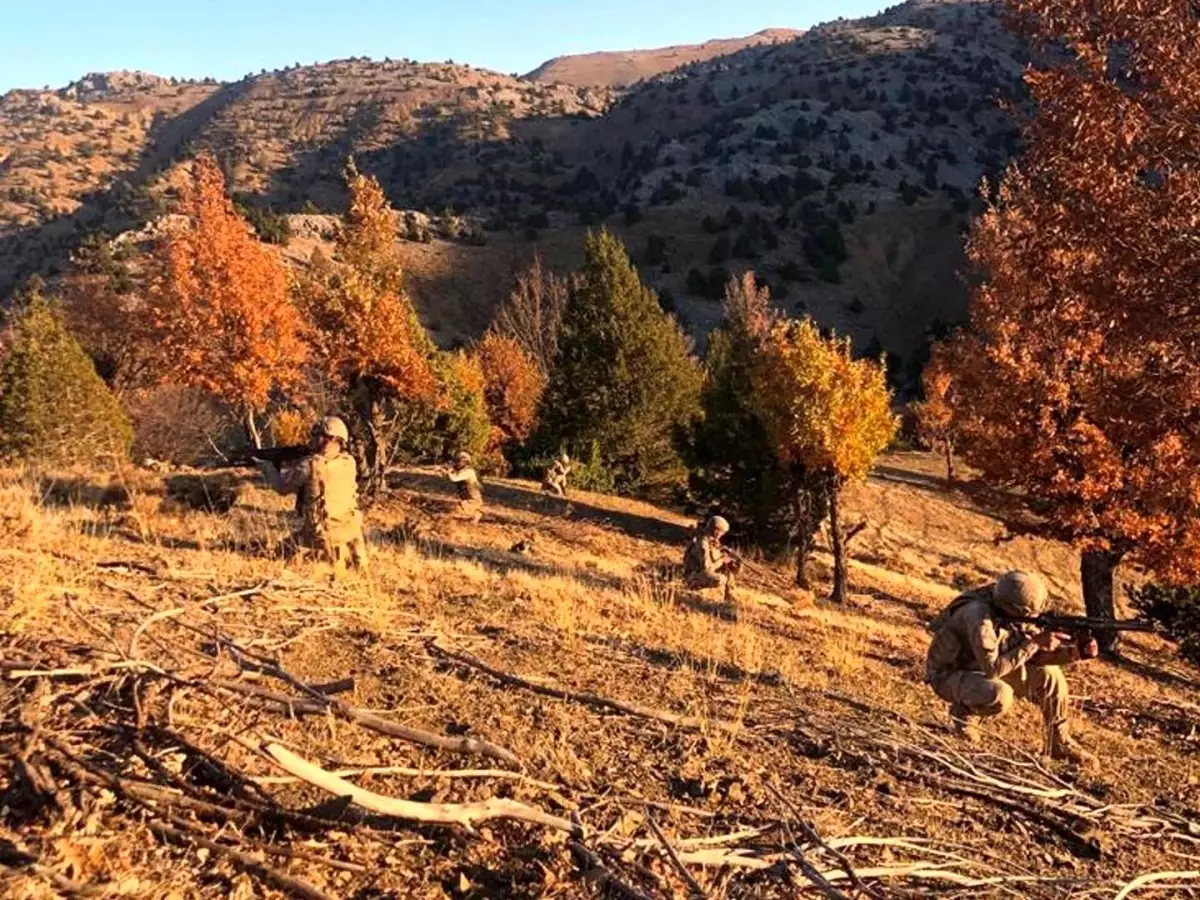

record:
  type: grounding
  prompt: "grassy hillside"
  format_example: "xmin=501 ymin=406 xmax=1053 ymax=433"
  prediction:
xmin=4 ymin=452 xmax=1198 ymax=898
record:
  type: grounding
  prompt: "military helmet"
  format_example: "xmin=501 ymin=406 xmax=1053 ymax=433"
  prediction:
xmin=558 ymin=452 xmax=570 ymax=464
xmin=707 ymin=515 xmax=731 ymax=536
xmin=315 ymin=416 xmax=349 ymax=444
xmin=456 ymin=451 xmax=472 ymax=467
xmin=992 ymin=570 xmax=1048 ymax=617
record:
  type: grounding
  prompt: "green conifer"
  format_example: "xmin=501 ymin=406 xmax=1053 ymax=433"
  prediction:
xmin=538 ymin=229 xmax=701 ymax=495
xmin=0 ymin=289 xmax=132 ymax=464
xmin=682 ymin=273 xmax=828 ymax=585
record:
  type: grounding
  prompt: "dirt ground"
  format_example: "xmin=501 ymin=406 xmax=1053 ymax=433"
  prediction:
xmin=4 ymin=452 xmax=1200 ymax=899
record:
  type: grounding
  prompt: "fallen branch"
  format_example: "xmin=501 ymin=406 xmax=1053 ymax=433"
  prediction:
xmin=430 ymin=640 xmax=740 ymax=734
xmin=645 ymin=810 xmax=708 ymax=898
xmin=252 ymin=765 xmax=561 ymax=791
xmin=213 ymin=678 xmax=521 ymax=768
xmin=1115 ymin=869 xmax=1200 ymax=900
xmin=569 ymin=841 xmax=657 ymax=900
xmin=0 ymin=833 xmax=99 ymax=898
xmin=149 ymin=820 xmax=333 ymax=900
xmin=263 ymin=742 xmax=581 ymax=836
xmin=768 ymin=782 xmax=882 ymax=900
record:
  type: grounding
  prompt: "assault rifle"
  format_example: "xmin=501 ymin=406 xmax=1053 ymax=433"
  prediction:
xmin=1003 ymin=613 xmax=1157 ymax=635
xmin=1000 ymin=612 xmax=1156 ymax=658
xmin=214 ymin=444 xmax=311 ymax=470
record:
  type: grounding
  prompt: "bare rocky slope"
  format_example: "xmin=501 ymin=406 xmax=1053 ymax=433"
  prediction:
xmin=0 ymin=0 xmax=1026 ymax=389
xmin=524 ymin=28 xmax=803 ymax=87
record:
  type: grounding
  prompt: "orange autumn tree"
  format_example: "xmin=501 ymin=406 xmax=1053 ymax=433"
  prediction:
xmin=937 ymin=0 xmax=1200 ymax=650
xmin=143 ymin=154 xmax=306 ymax=445
xmin=295 ymin=160 xmax=436 ymax=495
xmin=751 ymin=319 xmax=897 ymax=603
xmin=912 ymin=341 xmax=957 ymax=486
xmin=474 ymin=331 xmax=547 ymax=468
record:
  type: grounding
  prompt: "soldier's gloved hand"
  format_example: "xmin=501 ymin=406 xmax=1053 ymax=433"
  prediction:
xmin=1076 ymin=635 xmax=1100 ymax=660
xmin=1032 ymin=631 xmax=1066 ymax=652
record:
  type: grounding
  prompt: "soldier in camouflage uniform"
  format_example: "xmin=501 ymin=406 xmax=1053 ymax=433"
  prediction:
xmin=926 ymin=570 xmax=1097 ymax=767
xmin=445 ymin=451 xmax=484 ymax=523
xmin=682 ymin=515 xmax=741 ymax=591
xmin=542 ymin=453 xmax=573 ymax=498
xmin=257 ymin=416 xmax=368 ymax=573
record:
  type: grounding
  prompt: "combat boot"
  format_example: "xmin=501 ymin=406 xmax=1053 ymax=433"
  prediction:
xmin=1047 ymin=726 xmax=1099 ymax=769
xmin=949 ymin=704 xmax=980 ymax=744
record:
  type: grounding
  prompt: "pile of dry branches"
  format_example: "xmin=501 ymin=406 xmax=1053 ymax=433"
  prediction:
xmin=3 ymin=566 xmax=1199 ymax=899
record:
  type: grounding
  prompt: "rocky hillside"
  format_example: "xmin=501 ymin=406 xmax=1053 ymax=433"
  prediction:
xmin=0 ymin=0 xmax=1027 ymax=389
xmin=525 ymin=28 xmax=803 ymax=87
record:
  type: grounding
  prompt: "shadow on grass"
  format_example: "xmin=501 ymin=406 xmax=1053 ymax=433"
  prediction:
xmin=389 ymin=470 xmax=692 ymax=548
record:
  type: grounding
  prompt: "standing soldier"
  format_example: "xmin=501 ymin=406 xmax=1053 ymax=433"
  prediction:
xmin=445 ymin=451 xmax=484 ymax=523
xmin=682 ymin=515 xmax=741 ymax=596
xmin=925 ymin=570 xmax=1098 ymax=767
xmin=256 ymin=416 xmax=368 ymax=573
xmin=542 ymin=452 xmax=573 ymax=498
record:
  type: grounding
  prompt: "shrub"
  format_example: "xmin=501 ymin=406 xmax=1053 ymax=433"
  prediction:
xmin=0 ymin=290 xmax=132 ymax=464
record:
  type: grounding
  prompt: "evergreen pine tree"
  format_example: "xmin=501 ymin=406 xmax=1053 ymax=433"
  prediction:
xmin=683 ymin=273 xmax=828 ymax=585
xmin=538 ymin=229 xmax=701 ymax=495
xmin=0 ymin=290 xmax=132 ymax=464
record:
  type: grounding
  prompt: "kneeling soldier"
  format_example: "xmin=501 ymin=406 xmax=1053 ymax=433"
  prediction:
xmin=445 ymin=451 xmax=484 ymax=523
xmin=257 ymin=416 xmax=368 ymax=573
xmin=683 ymin=515 xmax=741 ymax=592
xmin=926 ymin=570 xmax=1097 ymax=767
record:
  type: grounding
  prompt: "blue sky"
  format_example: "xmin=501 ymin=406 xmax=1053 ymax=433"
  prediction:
xmin=0 ymin=0 xmax=889 ymax=93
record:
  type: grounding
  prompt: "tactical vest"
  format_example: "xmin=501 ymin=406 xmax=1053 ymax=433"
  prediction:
xmin=302 ymin=452 xmax=360 ymax=544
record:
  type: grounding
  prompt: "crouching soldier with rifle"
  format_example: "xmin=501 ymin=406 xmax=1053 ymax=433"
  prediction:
xmin=255 ymin=416 xmax=368 ymax=574
xmin=683 ymin=516 xmax=742 ymax=601
xmin=926 ymin=570 xmax=1151 ymax=768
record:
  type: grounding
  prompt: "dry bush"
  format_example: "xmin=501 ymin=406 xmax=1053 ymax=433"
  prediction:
xmin=124 ymin=385 xmax=239 ymax=464
xmin=0 ymin=471 xmax=39 ymax=544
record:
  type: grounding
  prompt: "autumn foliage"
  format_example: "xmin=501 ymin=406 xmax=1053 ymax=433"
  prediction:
xmin=295 ymin=161 xmax=437 ymax=491
xmin=143 ymin=154 xmax=306 ymax=444
xmin=934 ymin=0 xmax=1200 ymax=636
xmin=912 ymin=342 xmax=956 ymax=486
xmin=474 ymin=331 xmax=547 ymax=466
xmin=752 ymin=318 xmax=897 ymax=601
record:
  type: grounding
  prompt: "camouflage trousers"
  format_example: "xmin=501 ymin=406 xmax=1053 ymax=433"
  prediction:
xmin=452 ymin=499 xmax=483 ymax=524
xmin=684 ymin=571 xmax=725 ymax=590
xmin=294 ymin=515 xmax=369 ymax=573
xmin=930 ymin=664 xmax=1069 ymax=732
xmin=542 ymin=480 xmax=567 ymax=498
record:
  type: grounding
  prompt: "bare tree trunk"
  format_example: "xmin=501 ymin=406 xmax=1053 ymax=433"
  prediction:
xmin=944 ymin=439 xmax=955 ymax=487
xmin=794 ymin=484 xmax=817 ymax=589
xmin=244 ymin=408 xmax=263 ymax=450
xmin=1081 ymin=548 xmax=1124 ymax=657
xmin=350 ymin=379 xmax=386 ymax=504
xmin=828 ymin=473 xmax=848 ymax=604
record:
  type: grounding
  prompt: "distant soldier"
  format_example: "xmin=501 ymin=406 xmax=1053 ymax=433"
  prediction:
xmin=256 ymin=416 xmax=368 ymax=573
xmin=444 ymin=451 xmax=483 ymax=523
xmin=682 ymin=515 xmax=741 ymax=593
xmin=926 ymin=570 xmax=1098 ymax=767
xmin=542 ymin=452 xmax=573 ymax=498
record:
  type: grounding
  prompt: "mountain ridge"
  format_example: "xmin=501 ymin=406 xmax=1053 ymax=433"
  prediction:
xmin=0 ymin=0 xmax=1026 ymax=392
xmin=524 ymin=28 xmax=805 ymax=87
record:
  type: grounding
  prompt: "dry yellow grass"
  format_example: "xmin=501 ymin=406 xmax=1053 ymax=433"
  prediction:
xmin=4 ymin=455 xmax=1200 ymax=898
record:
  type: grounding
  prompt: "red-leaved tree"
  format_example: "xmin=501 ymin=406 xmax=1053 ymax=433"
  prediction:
xmin=937 ymin=0 xmax=1200 ymax=650
xmin=143 ymin=154 xmax=307 ymax=446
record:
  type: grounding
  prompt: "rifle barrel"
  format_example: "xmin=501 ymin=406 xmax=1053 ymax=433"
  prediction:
xmin=1014 ymin=615 xmax=1156 ymax=632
